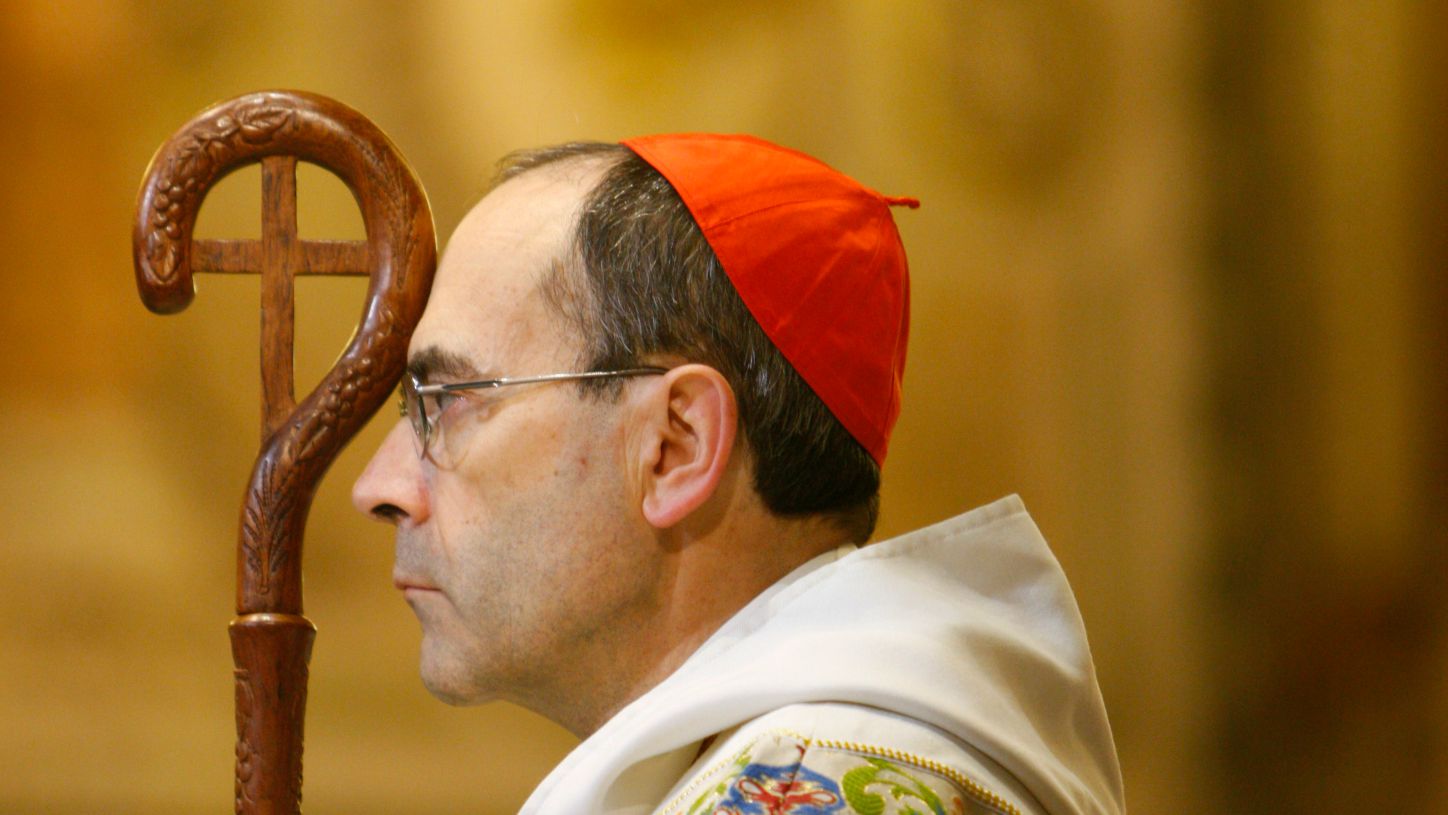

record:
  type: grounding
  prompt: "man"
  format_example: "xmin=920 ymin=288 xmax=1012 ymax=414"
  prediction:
xmin=351 ymin=134 xmax=1123 ymax=814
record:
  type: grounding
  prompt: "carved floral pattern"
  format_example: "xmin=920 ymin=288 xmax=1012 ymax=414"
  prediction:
xmin=145 ymin=100 xmax=294 ymax=285
xmin=234 ymin=668 xmax=256 ymax=813
xmin=240 ymin=304 xmax=401 ymax=597
xmin=242 ymin=460 xmax=297 ymax=596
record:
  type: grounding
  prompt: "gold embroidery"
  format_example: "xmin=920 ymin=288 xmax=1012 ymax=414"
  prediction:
xmin=659 ymin=741 xmax=755 ymax=814
xmin=811 ymin=737 xmax=1022 ymax=815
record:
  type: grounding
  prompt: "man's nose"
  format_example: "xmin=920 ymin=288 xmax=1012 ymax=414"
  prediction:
xmin=351 ymin=420 xmax=429 ymax=525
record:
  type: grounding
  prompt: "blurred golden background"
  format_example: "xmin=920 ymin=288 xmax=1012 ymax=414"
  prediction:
xmin=1 ymin=1 xmax=1443 ymax=812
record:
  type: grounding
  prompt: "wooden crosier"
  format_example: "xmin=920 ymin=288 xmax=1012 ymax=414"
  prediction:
xmin=132 ymin=91 xmax=436 ymax=814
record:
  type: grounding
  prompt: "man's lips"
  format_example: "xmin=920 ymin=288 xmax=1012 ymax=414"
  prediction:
xmin=393 ymin=576 xmax=440 ymax=592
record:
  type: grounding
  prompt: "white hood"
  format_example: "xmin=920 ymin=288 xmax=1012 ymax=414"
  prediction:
xmin=521 ymin=495 xmax=1125 ymax=814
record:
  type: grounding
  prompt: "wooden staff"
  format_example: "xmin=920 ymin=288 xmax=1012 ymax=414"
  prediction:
xmin=132 ymin=90 xmax=436 ymax=814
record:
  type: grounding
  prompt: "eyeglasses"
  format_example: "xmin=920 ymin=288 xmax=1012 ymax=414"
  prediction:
xmin=398 ymin=367 xmax=669 ymax=462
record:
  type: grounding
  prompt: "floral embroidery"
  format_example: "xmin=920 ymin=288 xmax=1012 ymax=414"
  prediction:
xmin=841 ymin=757 xmax=955 ymax=815
xmin=714 ymin=760 xmax=845 ymax=815
xmin=663 ymin=731 xmax=1015 ymax=815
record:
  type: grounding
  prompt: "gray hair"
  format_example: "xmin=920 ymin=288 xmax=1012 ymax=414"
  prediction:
xmin=496 ymin=143 xmax=880 ymax=541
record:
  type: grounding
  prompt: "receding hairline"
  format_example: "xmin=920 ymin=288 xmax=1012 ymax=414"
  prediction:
xmin=488 ymin=141 xmax=632 ymax=194
xmin=477 ymin=145 xmax=631 ymax=369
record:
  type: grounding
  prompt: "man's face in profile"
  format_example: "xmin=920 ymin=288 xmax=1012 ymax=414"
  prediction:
xmin=351 ymin=163 xmax=667 ymax=715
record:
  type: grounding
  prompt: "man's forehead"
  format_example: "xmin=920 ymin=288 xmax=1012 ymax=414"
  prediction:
xmin=406 ymin=159 xmax=604 ymax=373
xmin=437 ymin=160 xmax=607 ymax=290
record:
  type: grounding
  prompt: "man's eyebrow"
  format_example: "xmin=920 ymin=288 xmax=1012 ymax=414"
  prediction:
xmin=407 ymin=346 xmax=486 ymax=382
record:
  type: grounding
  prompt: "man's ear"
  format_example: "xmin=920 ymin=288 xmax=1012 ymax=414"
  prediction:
xmin=638 ymin=364 xmax=738 ymax=529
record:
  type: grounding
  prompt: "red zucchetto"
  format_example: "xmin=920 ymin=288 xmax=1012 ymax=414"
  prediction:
xmin=621 ymin=133 xmax=917 ymax=466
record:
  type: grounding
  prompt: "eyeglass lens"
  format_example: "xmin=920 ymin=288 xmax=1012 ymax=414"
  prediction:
xmin=400 ymin=375 xmax=431 ymax=458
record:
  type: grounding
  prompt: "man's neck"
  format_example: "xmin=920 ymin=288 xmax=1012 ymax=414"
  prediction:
xmin=546 ymin=508 xmax=853 ymax=737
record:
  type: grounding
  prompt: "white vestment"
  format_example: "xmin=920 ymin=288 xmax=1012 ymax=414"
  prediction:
xmin=519 ymin=496 xmax=1124 ymax=815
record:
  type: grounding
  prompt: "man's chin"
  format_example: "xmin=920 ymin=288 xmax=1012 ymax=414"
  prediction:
xmin=421 ymin=670 xmax=492 ymax=706
xmin=418 ymin=653 xmax=494 ymax=706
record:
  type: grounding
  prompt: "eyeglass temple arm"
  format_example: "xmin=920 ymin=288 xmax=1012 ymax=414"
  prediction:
xmin=419 ymin=367 xmax=669 ymax=394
